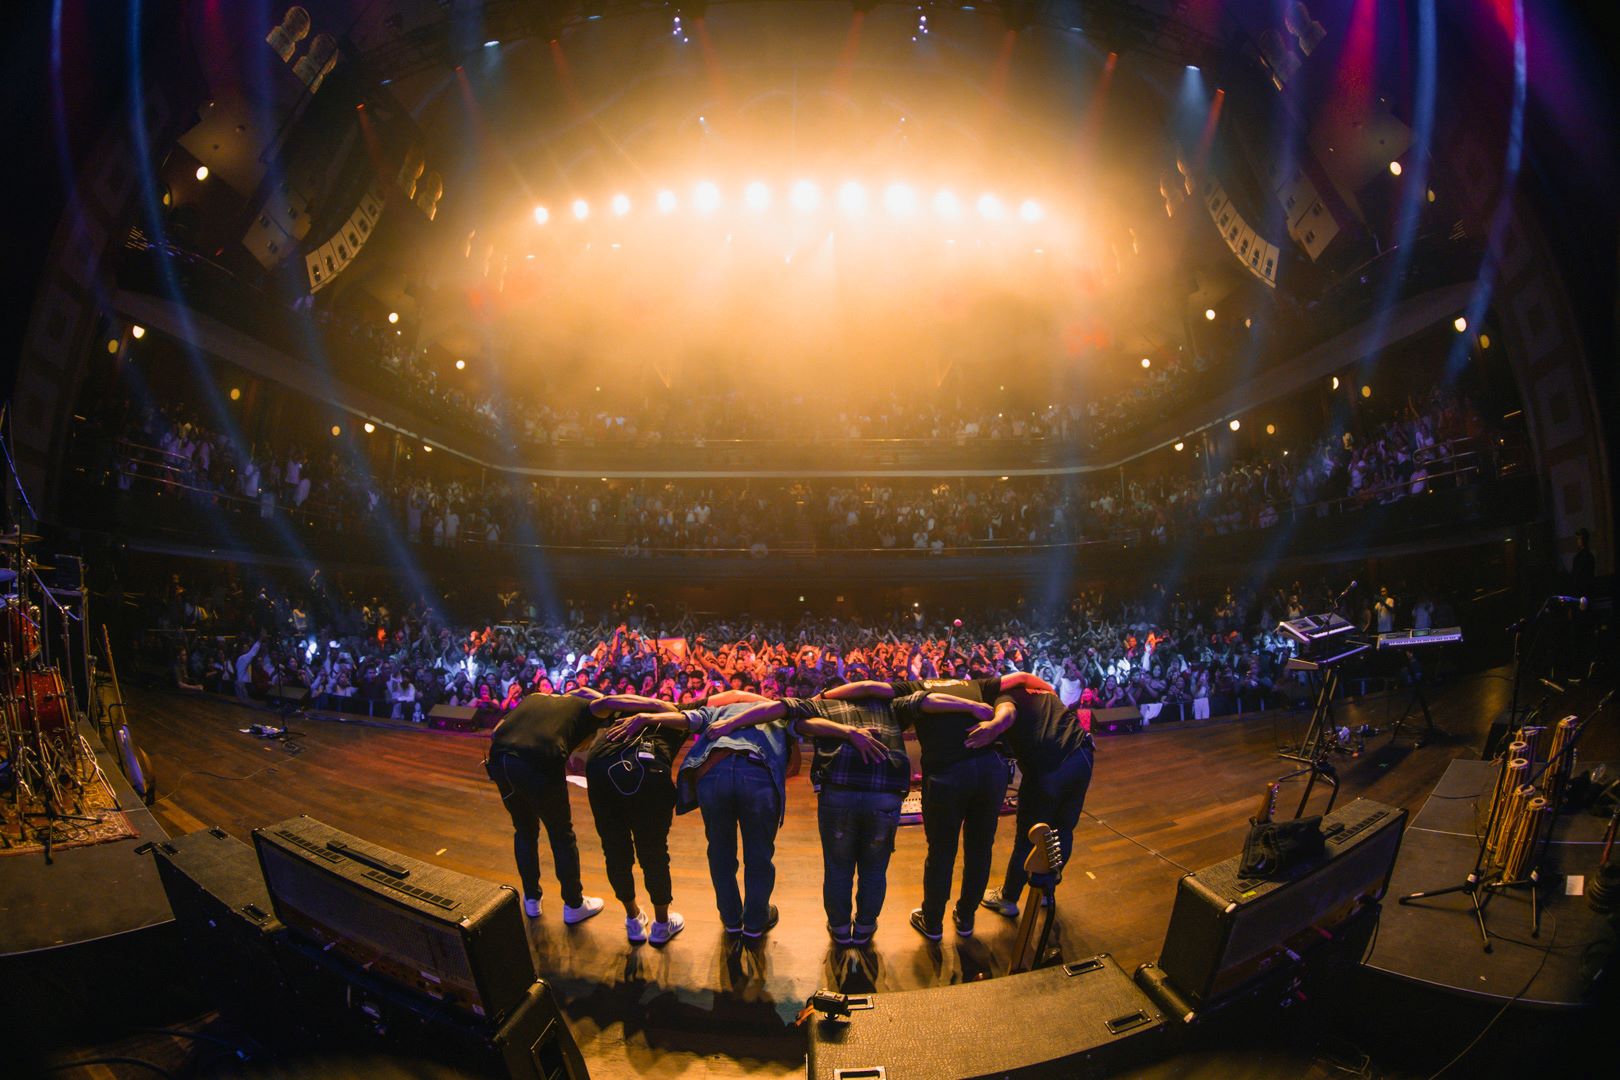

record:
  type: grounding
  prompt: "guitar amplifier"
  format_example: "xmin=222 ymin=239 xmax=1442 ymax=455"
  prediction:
xmin=252 ymin=815 xmax=536 ymax=1023
xmin=807 ymin=954 xmax=1169 ymax=1079
xmin=150 ymin=827 xmax=309 ymax=1040
xmin=1151 ymin=797 xmax=1406 ymax=1010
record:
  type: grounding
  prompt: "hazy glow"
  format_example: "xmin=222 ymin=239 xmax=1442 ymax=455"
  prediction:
xmin=789 ymin=179 xmax=820 ymax=213
xmin=572 ymin=198 xmax=590 ymax=220
xmin=882 ymin=182 xmax=917 ymax=217
xmin=656 ymin=189 xmax=679 ymax=213
xmin=1266 ymin=423 xmax=1276 ymax=435
xmin=693 ymin=180 xmax=721 ymax=214
xmin=611 ymin=192 xmax=631 ymax=216
xmin=330 ymin=425 xmax=342 ymax=436
xmin=455 ymin=358 xmax=467 ymax=370
xmin=229 ymin=387 xmax=241 ymax=401
xmin=1361 ymin=385 xmax=1372 ymax=398
xmin=976 ymin=193 xmax=1004 ymax=220
xmin=744 ymin=181 xmax=771 ymax=211
xmin=1018 ymin=198 xmax=1044 ymax=223
xmin=836 ymin=181 xmax=868 ymax=215
xmin=932 ymin=189 xmax=961 ymax=218
xmin=532 ymin=205 xmax=550 ymax=225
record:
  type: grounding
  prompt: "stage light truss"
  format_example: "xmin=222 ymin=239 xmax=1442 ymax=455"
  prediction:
xmin=356 ymin=1 xmax=1225 ymax=87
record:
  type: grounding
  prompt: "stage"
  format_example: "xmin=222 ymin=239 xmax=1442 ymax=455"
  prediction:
xmin=15 ymin=670 xmax=1616 ymax=1078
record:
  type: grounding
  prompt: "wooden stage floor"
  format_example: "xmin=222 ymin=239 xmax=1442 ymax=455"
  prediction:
xmin=129 ymin=674 xmax=1530 ymax=1079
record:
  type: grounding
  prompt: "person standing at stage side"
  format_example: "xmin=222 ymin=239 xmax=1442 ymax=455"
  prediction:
xmin=484 ymin=690 xmax=605 ymax=924
xmin=966 ymin=686 xmax=1095 ymax=919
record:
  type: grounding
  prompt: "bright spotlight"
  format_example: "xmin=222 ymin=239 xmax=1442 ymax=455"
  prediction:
xmin=744 ymin=181 xmax=771 ymax=211
xmin=1018 ymin=198 xmax=1044 ymax=223
xmin=1140 ymin=357 xmax=1151 ymax=369
xmin=1331 ymin=376 xmax=1340 ymax=390
xmin=1361 ymin=385 xmax=1372 ymax=398
xmin=693 ymin=180 xmax=721 ymax=214
xmin=572 ymin=198 xmax=590 ymax=220
xmin=976 ymin=193 xmax=1005 ymax=220
xmin=611 ymin=192 xmax=631 ymax=216
xmin=387 ymin=311 xmax=400 ymax=324
xmin=194 ymin=165 xmax=209 ymax=181
xmin=131 ymin=325 xmax=146 ymax=339
xmin=1265 ymin=423 xmax=1276 ymax=435
xmin=656 ymin=189 xmax=678 ymax=213
xmin=1452 ymin=316 xmax=1468 ymax=332
xmin=1229 ymin=419 xmax=1241 ymax=431
xmin=883 ymin=182 xmax=918 ymax=216
xmin=1388 ymin=160 xmax=1403 ymax=176
xmin=455 ymin=359 xmax=466 ymax=370
xmin=363 ymin=422 xmax=376 ymax=434
xmin=422 ymin=444 xmax=433 ymax=452
xmin=330 ymin=425 xmax=342 ymax=437
xmin=483 ymin=39 xmax=499 ymax=48
xmin=532 ymin=205 xmax=550 ymax=225
xmin=836 ymin=181 xmax=868 ymax=215
xmin=789 ymin=179 xmax=820 ymax=213
xmin=932 ymin=189 xmax=961 ymax=218
xmin=1174 ymin=441 xmax=1185 ymax=452
xmin=1204 ymin=308 xmax=1217 ymax=321
xmin=229 ymin=387 xmax=241 ymax=401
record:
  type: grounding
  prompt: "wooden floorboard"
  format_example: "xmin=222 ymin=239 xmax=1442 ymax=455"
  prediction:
xmin=127 ymin=673 xmax=1518 ymax=1079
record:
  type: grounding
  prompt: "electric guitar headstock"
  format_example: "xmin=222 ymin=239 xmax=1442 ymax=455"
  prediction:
xmin=1022 ymin=822 xmax=1064 ymax=879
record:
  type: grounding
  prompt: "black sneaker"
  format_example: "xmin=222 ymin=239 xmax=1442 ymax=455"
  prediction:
xmin=952 ymin=908 xmax=975 ymax=937
xmin=851 ymin=922 xmax=876 ymax=947
xmin=742 ymin=904 xmax=780 ymax=939
xmin=909 ymin=908 xmax=942 ymax=941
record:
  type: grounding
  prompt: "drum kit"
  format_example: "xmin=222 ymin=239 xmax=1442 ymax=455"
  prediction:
xmin=0 ymin=523 xmax=102 ymax=850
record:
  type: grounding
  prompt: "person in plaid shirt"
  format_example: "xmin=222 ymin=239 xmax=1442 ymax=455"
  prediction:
xmin=781 ymin=695 xmax=910 ymax=946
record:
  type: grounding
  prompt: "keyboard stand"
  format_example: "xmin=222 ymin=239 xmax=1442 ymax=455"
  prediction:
xmin=1280 ymin=665 xmax=1343 ymax=763
xmin=1387 ymin=680 xmax=1438 ymax=747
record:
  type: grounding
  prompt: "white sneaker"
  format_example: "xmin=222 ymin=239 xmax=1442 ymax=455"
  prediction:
xmin=626 ymin=910 xmax=650 ymax=943
xmin=649 ymin=912 xmax=685 ymax=945
xmin=523 ymin=897 xmax=541 ymax=919
xmin=563 ymin=896 xmax=605 ymax=925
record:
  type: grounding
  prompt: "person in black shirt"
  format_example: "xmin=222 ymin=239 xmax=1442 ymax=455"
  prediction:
xmin=582 ymin=694 xmax=691 ymax=946
xmin=963 ymin=686 xmax=1094 ymax=919
xmin=485 ymin=691 xmax=606 ymax=924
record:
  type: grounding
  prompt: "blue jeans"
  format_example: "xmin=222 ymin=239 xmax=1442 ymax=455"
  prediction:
xmin=695 ymin=755 xmax=781 ymax=931
xmin=818 ymin=787 xmax=904 ymax=931
xmin=1001 ymin=744 xmax=1093 ymax=899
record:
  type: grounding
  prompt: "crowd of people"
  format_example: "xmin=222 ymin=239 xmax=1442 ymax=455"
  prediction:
xmin=147 ymin=564 xmax=1459 ymax=728
xmin=105 ymin=388 xmax=1494 ymax=555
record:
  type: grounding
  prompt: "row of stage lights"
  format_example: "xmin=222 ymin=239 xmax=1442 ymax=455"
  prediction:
xmin=529 ymin=181 xmax=1047 ymax=226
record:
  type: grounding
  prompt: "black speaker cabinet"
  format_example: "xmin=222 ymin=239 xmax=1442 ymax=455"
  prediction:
xmin=253 ymin=815 xmax=536 ymax=1023
xmin=281 ymin=938 xmax=589 ymax=1080
xmin=150 ymin=827 xmax=307 ymax=1039
xmin=429 ymin=703 xmax=493 ymax=731
xmin=807 ymin=954 xmax=1169 ymax=1079
xmin=1152 ymin=797 xmax=1406 ymax=1010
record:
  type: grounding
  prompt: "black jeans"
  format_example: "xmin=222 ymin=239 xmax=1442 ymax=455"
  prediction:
xmin=486 ymin=751 xmax=584 ymax=907
xmin=1001 ymin=743 xmax=1094 ymax=899
xmin=919 ymin=752 xmax=1009 ymax=927
xmin=586 ymin=762 xmax=676 ymax=908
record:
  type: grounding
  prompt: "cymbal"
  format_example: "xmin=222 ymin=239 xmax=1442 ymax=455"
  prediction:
xmin=0 ymin=569 xmax=13 ymax=585
xmin=30 ymin=562 xmax=55 ymax=572
xmin=0 ymin=530 xmax=42 ymax=544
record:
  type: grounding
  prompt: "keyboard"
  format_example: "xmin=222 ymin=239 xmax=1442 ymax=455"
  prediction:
xmin=1285 ymin=640 xmax=1371 ymax=671
xmin=1375 ymin=627 xmax=1463 ymax=649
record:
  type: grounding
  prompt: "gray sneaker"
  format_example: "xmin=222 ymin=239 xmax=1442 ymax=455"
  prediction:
xmin=980 ymin=888 xmax=1019 ymax=918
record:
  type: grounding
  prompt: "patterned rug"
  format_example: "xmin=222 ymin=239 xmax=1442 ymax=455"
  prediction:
xmin=0 ymin=769 xmax=140 ymax=856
